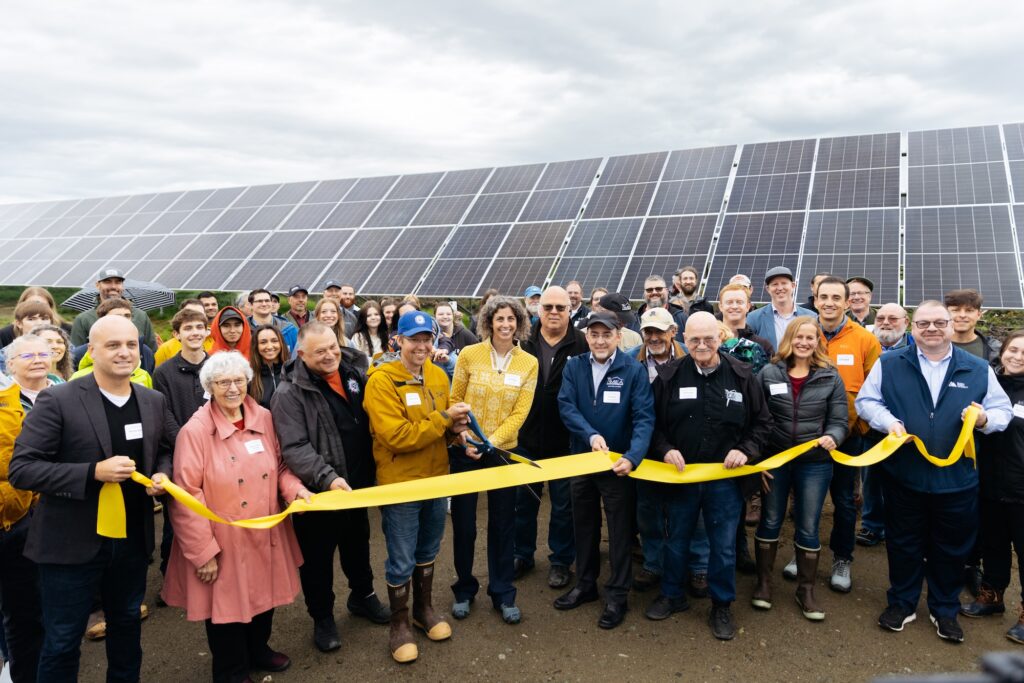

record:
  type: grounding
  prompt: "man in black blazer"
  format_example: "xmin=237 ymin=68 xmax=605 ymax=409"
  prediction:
xmin=10 ymin=315 xmax=174 ymax=683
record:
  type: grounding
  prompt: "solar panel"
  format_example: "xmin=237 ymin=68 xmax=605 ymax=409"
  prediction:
xmin=463 ymin=192 xmax=530 ymax=224
xmin=598 ymin=152 xmax=667 ymax=186
xmin=478 ymin=257 xmax=554 ymax=296
xmin=361 ymin=258 xmax=433 ymax=296
xmin=317 ymin=260 xmax=380 ymax=292
xmin=650 ymin=177 xmax=728 ymax=215
xmin=233 ymin=184 xmax=280 ymax=208
xmin=810 ymin=168 xmax=900 ymax=209
xmin=581 ymin=183 xmax=656 ymax=219
xmin=345 ymin=176 xmax=399 ymax=202
xmin=482 ymin=164 xmax=545 ymax=194
xmin=412 ymin=195 xmax=475 ymax=226
xmin=536 ymin=158 xmax=601 ymax=190
xmin=386 ymin=227 xmax=453 ymax=259
xmin=908 ymin=125 xmax=1003 ymax=166
xmin=562 ymin=219 xmax=643 ymax=257
xmin=1010 ymin=160 xmax=1024 ymax=200
xmin=243 ymin=205 xmax=294 ymax=231
xmin=519 ymin=187 xmax=589 ymax=221
xmin=661 ymin=145 xmax=735 ymax=181
xmin=439 ymin=225 xmax=512 ymax=258
xmin=496 ymin=222 xmax=571 ymax=258
xmin=321 ymin=201 xmax=377 ymax=229
xmin=364 ymin=198 xmax=425 ymax=227
xmin=908 ymin=163 xmax=1010 ymax=206
xmin=621 ymin=255 xmax=711 ymax=300
xmin=267 ymin=260 xmax=333 ymax=292
xmin=339 ymin=229 xmax=401 ymax=259
xmin=268 ymin=182 xmax=316 ymax=205
xmin=280 ymin=204 xmax=334 ymax=230
xmin=417 ymin=258 xmax=494 ymax=297
xmin=432 ymin=168 xmax=491 ymax=197
xmin=550 ymin=257 xmax=630 ymax=292
xmin=305 ymin=179 xmax=357 ymax=204
xmin=386 ymin=172 xmax=443 ymax=200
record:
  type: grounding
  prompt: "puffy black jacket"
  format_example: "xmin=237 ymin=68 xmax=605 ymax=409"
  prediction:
xmin=517 ymin=324 xmax=589 ymax=458
xmin=758 ymin=362 xmax=849 ymax=463
xmin=978 ymin=372 xmax=1024 ymax=503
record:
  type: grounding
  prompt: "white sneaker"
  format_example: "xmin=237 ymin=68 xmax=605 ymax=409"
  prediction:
xmin=782 ymin=557 xmax=797 ymax=581
xmin=830 ymin=557 xmax=852 ymax=592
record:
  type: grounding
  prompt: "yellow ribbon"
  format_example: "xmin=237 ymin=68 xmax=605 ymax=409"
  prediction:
xmin=97 ymin=406 xmax=980 ymax=538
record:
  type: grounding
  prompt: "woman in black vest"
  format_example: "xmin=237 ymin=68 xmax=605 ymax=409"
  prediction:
xmin=962 ymin=329 xmax=1024 ymax=643
xmin=248 ymin=325 xmax=287 ymax=409
xmin=752 ymin=316 xmax=848 ymax=620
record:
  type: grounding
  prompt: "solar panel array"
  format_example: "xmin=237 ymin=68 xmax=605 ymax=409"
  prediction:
xmin=2 ymin=121 xmax=1023 ymax=307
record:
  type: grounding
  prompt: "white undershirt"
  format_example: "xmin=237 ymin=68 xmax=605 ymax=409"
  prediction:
xmin=99 ymin=387 xmax=131 ymax=407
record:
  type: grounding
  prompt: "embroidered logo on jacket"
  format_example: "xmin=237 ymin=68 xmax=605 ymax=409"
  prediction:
xmin=347 ymin=379 xmax=360 ymax=395
xmin=947 ymin=381 xmax=969 ymax=389
xmin=605 ymin=376 xmax=624 ymax=388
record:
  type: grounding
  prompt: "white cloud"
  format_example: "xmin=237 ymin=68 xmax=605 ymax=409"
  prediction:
xmin=1 ymin=0 xmax=1022 ymax=202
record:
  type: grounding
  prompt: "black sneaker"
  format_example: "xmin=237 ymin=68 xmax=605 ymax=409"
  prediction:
xmin=878 ymin=605 xmax=917 ymax=632
xmin=856 ymin=528 xmax=884 ymax=547
xmin=708 ymin=604 xmax=736 ymax=640
xmin=644 ymin=594 xmax=689 ymax=620
xmin=347 ymin=593 xmax=391 ymax=624
xmin=513 ymin=557 xmax=534 ymax=580
xmin=930 ymin=613 xmax=964 ymax=643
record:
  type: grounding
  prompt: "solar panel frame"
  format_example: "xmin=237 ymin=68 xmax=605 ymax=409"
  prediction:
xmin=416 ymin=258 xmax=494 ymax=297
xmin=661 ymin=145 xmax=736 ymax=181
xmin=550 ymin=257 xmax=631 ymax=292
xmin=562 ymin=218 xmax=643 ymax=258
xmin=581 ymin=183 xmax=656 ymax=219
xmin=598 ymin=152 xmax=667 ymax=186
xmin=361 ymin=258 xmax=433 ymax=296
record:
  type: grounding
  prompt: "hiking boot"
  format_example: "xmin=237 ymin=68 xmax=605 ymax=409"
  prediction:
xmin=961 ymin=586 xmax=1005 ymax=618
xmin=548 ymin=564 xmax=572 ymax=589
xmin=829 ymin=557 xmax=852 ymax=593
xmin=348 ymin=592 xmax=391 ymax=624
xmin=645 ymin=595 xmax=689 ymax=621
xmin=312 ymin=616 xmax=340 ymax=652
xmin=708 ymin=604 xmax=736 ymax=640
xmin=688 ymin=573 xmax=709 ymax=599
xmin=745 ymin=494 xmax=761 ymax=527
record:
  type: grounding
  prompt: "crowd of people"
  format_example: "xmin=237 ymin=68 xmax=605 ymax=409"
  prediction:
xmin=0 ymin=263 xmax=1022 ymax=682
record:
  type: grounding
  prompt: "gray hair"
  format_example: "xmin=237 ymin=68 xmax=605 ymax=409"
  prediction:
xmin=199 ymin=351 xmax=253 ymax=392
xmin=476 ymin=295 xmax=531 ymax=342
xmin=233 ymin=291 xmax=251 ymax=308
xmin=4 ymin=333 xmax=50 ymax=375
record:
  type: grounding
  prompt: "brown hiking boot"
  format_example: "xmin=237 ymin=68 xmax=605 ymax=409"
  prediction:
xmin=795 ymin=548 xmax=825 ymax=621
xmin=961 ymin=586 xmax=1005 ymax=618
xmin=387 ymin=582 xmax=418 ymax=663
xmin=751 ymin=539 xmax=777 ymax=610
xmin=745 ymin=493 xmax=762 ymax=526
xmin=412 ymin=563 xmax=452 ymax=642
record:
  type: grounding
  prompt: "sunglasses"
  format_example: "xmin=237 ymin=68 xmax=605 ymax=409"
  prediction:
xmin=542 ymin=304 xmax=568 ymax=312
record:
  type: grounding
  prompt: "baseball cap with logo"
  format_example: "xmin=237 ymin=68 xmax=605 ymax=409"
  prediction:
xmin=639 ymin=307 xmax=675 ymax=331
xmin=97 ymin=268 xmax=126 ymax=281
xmin=323 ymin=280 xmax=343 ymax=291
xmin=287 ymin=285 xmax=308 ymax=296
xmin=397 ymin=310 xmax=435 ymax=337
xmin=524 ymin=285 xmax=543 ymax=299
xmin=598 ymin=292 xmax=637 ymax=328
xmin=580 ymin=311 xmax=620 ymax=330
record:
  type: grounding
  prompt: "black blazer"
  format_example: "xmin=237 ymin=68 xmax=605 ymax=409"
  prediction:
xmin=9 ymin=374 xmax=176 ymax=564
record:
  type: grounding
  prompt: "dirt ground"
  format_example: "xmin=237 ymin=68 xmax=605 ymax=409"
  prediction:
xmin=77 ymin=498 xmax=1018 ymax=683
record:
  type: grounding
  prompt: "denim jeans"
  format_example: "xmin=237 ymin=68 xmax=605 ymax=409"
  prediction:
xmin=380 ymin=499 xmax=447 ymax=586
xmin=662 ymin=480 xmax=743 ymax=605
xmin=36 ymin=539 xmax=148 ymax=683
xmin=449 ymin=449 xmax=516 ymax=607
xmin=860 ymin=464 xmax=886 ymax=536
xmin=513 ymin=478 xmax=575 ymax=569
xmin=829 ymin=435 xmax=861 ymax=561
xmin=756 ymin=459 xmax=833 ymax=550
xmin=636 ymin=481 xmax=709 ymax=576
xmin=0 ymin=515 xmax=42 ymax=683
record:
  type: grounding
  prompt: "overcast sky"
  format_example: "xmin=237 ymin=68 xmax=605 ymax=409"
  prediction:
xmin=2 ymin=0 xmax=1022 ymax=204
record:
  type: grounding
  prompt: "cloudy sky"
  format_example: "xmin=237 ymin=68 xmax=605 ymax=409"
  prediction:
xmin=2 ymin=0 xmax=1022 ymax=203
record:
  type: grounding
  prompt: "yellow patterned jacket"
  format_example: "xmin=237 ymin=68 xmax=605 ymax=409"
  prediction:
xmin=0 ymin=380 xmax=33 ymax=530
xmin=451 ymin=340 xmax=538 ymax=451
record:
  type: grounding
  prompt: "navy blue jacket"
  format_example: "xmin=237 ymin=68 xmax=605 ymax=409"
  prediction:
xmin=878 ymin=346 xmax=988 ymax=493
xmin=557 ymin=350 xmax=654 ymax=467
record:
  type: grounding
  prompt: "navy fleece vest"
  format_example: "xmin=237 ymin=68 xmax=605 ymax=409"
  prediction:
xmin=878 ymin=346 xmax=987 ymax=493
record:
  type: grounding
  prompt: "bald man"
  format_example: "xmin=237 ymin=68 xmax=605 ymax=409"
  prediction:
xmin=10 ymin=315 xmax=176 ymax=681
xmin=514 ymin=287 xmax=590 ymax=589
xmin=645 ymin=312 xmax=771 ymax=639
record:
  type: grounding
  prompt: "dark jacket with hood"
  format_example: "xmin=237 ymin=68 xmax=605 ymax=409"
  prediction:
xmin=979 ymin=370 xmax=1024 ymax=503
xmin=517 ymin=324 xmax=589 ymax=458
xmin=650 ymin=352 xmax=772 ymax=494
xmin=758 ymin=361 xmax=849 ymax=463
xmin=151 ymin=351 xmax=208 ymax=433
xmin=271 ymin=347 xmax=374 ymax=492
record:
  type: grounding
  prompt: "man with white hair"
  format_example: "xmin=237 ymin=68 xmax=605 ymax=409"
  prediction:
xmin=10 ymin=315 xmax=175 ymax=681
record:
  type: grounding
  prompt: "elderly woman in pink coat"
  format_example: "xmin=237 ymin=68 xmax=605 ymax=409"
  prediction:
xmin=161 ymin=351 xmax=311 ymax=683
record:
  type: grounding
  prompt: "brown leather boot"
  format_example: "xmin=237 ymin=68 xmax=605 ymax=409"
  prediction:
xmin=387 ymin=582 xmax=418 ymax=663
xmin=412 ymin=563 xmax=452 ymax=642
xmin=751 ymin=539 xmax=777 ymax=610
xmin=795 ymin=548 xmax=825 ymax=621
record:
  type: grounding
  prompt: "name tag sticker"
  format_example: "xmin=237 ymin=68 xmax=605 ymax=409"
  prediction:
xmin=405 ymin=392 xmax=422 ymax=407
xmin=245 ymin=439 xmax=264 ymax=454
xmin=124 ymin=423 xmax=143 ymax=441
xmin=769 ymin=383 xmax=788 ymax=396
xmin=504 ymin=373 xmax=521 ymax=387
xmin=203 ymin=391 xmax=211 ymax=401
xmin=603 ymin=391 xmax=621 ymax=404
xmin=678 ymin=387 xmax=697 ymax=400
xmin=1014 ymin=404 xmax=1024 ymax=420
xmin=837 ymin=354 xmax=855 ymax=366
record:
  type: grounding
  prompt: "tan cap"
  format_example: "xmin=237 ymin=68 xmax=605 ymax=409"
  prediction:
xmin=639 ymin=307 xmax=675 ymax=331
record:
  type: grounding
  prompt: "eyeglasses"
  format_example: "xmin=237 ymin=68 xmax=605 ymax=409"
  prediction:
xmin=876 ymin=315 xmax=906 ymax=323
xmin=849 ymin=291 xmax=870 ymax=297
xmin=212 ymin=378 xmax=247 ymax=389
xmin=685 ymin=337 xmax=718 ymax=348
xmin=913 ymin=319 xmax=951 ymax=330
xmin=16 ymin=352 xmax=52 ymax=361
xmin=541 ymin=304 xmax=568 ymax=312
xmin=644 ymin=286 xmax=665 ymax=293
xmin=252 ymin=298 xmax=272 ymax=304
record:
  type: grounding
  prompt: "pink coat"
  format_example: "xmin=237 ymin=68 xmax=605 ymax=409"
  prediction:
xmin=161 ymin=396 xmax=305 ymax=624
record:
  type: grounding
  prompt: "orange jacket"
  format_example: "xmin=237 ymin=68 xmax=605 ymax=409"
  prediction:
xmin=820 ymin=320 xmax=881 ymax=433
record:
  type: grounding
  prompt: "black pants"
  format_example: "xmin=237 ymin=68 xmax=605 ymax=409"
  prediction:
xmin=0 ymin=516 xmax=42 ymax=683
xmin=159 ymin=498 xmax=174 ymax=576
xmin=979 ymin=497 xmax=1024 ymax=597
xmin=571 ymin=472 xmax=635 ymax=605
xmin=204 ymin=609 xmax=273 ymax=683
xmin=292 ymin=508 xmax=375 ymax=620
xmin=881 ymin=470 xmax=977 ymax=619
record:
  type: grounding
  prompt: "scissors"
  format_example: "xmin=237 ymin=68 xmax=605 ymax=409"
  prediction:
xmin=465 ymin=412 xmax=543 ymax=501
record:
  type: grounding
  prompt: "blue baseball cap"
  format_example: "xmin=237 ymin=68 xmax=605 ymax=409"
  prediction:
xmin=524 ymin=285 xmax=543 ymax=298
xmin=397 ymin=310 xmax=435 ymax=337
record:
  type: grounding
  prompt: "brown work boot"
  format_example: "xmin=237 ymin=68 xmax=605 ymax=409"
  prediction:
xmin=411 ymin=563 xmax=452 ymax=642
xmin=961 ymin=586 xmax=1005 ymax=618
xmin=745 ymin=493 xmax=762 ymax=526
xmin=751 ymin=539 xmax=777 ymax=610
xmin=795 ymin=548 xmax=825 ymax=621
xmin=387 ymin=582 xmax=418 ymax=663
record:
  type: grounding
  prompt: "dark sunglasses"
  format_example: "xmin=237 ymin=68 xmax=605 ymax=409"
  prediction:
xmin=542 ymin=304 xmax=568 ymax=312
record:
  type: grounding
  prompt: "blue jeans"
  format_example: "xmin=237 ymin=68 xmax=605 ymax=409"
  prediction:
xmin=513 ymin=477 xmax=575 ymax=569
xmin=662 ymin=480 xmax=743 ymax=605
xmin=861 ymin=465 xmax=886 ymax=536
xmin=636 ymin=482 xmax=709 ymax=575
xmin=449 ymin=449 xmax=516 ymax=607
xmin=37 ymin=539 xmax=148 ymax=683
xmin=829 ymin=435 xmax=861 ymax=561
xmin=381 ymin=499 xmax=447 ymax=586
xmin=756 ymin=460 xmax=833 ymax=550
